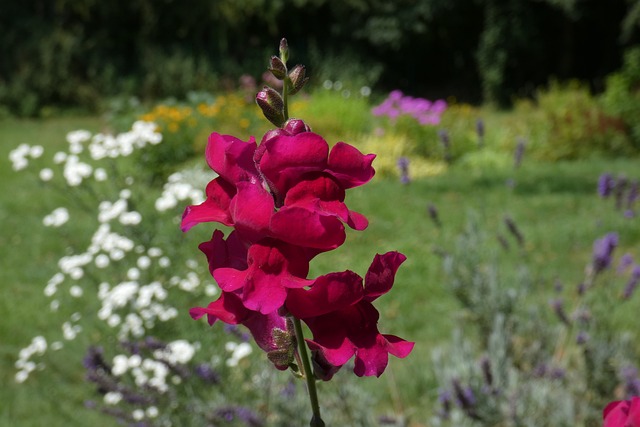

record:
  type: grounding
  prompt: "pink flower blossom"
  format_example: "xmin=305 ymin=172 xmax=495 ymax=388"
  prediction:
xmin=604 ymin=396 xmax=640 ymax=427
xmin=182 ymin=126 xmax=374 ymax=251
xmin=190 ymin=292 xmax=291 ymax=370
xmin=286 ymin=252 xmax=414 ymax=379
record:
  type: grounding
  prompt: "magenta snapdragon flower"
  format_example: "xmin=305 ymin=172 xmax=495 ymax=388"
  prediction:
xmin=287 ymin=252 xmax=414 ymax=379
xmin=184 ymin=120 xmax=413 ymax=377
xmin=604 ymin=397 xmax=640 ymax=427
xmin=182 ymin=125 xmax=373 ymax=251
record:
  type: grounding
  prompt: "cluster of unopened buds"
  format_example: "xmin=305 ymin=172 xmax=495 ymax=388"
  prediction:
xmin=182 ymin=39 xmax=413 ymax=424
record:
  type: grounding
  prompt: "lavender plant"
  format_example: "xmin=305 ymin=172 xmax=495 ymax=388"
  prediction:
xmin=431 ymin=215 xmax=640 ymax=426
xmin=598 ymin=173 xmax=639 ymax=218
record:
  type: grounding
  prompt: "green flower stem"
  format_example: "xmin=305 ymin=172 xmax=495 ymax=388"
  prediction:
xmin=292 ymin=317 xmax=325 ymax=427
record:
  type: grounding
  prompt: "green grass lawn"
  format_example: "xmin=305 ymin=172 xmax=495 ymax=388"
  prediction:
xmin=1 ymin=115 xmax=639 ymax=426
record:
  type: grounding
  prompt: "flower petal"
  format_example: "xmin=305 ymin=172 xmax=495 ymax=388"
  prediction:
xmin=271 ymin=207 xmax=346 ymax=250
xmin=230 ymin=181 xmax=275 ymax=242
xmin=327 ymin=142 xmax=376 ymax=189
xmin=181 ymin=178 xmax=235 ymax=231
xmin=364 ymin=252 xmax=407 ymax=302
xmin=198 ymin=230 xmax=248 ymax=276
xmin=205 ymin=133 xmax=259 ymax=183
xmin=287 ymin=270 xmax=364 ymax=318
xmin=259 ymin=133 xmax=329 ymax=195
xmin=189 ymin=292 xmax=249 ymax=325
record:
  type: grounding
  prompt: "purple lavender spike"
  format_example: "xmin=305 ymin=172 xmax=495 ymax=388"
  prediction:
xmin=592 ymin=232 xmax=619 ymax=275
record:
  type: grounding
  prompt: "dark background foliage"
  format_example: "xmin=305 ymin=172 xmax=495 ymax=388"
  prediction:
xmin=2 ymin=0 xmax=639 ymax=115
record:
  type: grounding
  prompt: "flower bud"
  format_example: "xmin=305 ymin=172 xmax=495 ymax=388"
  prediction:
xmin=283 ymin=118 xmax=311 ymax=135
xmin=256 ymin=86 xmax=285 ymax=127
xmin=287 ymin=65 xmax=309 ymax=95
xmin=269 ymin=56 xmax=287 ymax=80
xmin=279 ymin=38 xmax=289 ymax=64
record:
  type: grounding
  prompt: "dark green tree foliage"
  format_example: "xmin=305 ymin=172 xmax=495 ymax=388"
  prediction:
xmin=0 ymin=0 xmax=639 ymax=115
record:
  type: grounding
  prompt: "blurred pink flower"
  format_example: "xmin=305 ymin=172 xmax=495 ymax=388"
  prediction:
xmin=604 ymin=396 xmax=640 ymax=427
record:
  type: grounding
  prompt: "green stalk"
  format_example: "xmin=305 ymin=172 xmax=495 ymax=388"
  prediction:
xmin=292 ymin=317 xmax=325 ymax=427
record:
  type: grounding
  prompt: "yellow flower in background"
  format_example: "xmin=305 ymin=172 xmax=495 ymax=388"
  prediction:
xmin=239 ymin=118 xmax=250 ymax=129
xmin=168 ymin=122 xmax=179 ymax=133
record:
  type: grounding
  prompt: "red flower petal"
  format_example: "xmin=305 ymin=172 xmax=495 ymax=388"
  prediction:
xmin=230 ymin=181 xmax=275 ymax=242
xmin=213 ymin=239 xmax=311 ymax=314
xmin=259 ymin=133 xmax=329 ymax=195
xmin=205 ymin=133 xmax=259 ymax=183
xmin=364 ymin=252 xmax=407 ymax=302
xmin=181 ymin=178 xmax=235 ymax=231
xmin=198 ymin=230 xmax=248 ymax=276
xmin=271 ymin=207 xmax=346 ymax=250
xmin=189 ymin=292 xmax=249 ymax=325
xmin=327 ymin=142 xmax=376 ymax=189
xmin=286 ymin=271 xmax=364 ymax=318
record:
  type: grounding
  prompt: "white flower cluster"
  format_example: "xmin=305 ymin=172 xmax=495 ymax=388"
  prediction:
xmin=155 ymin=171 xmax=206 ymax=212
xmin=10 ymin=122 xmax=160 ymax=183
xmin=133 ymin=406 xmax=159 ymax=421
xmin=49 ymin=223 xmax=136 ymax=284
xmin=87 ymin=121 xmax=161 ymax=161
xmin=225 ymin=342 xmax=253 ymax=367
xmin=8 ymin=144 xmax=43 ymax=171
xmin=98 ymin=191 xmax=142 ymax=225
xmin=97 ymin=280 xmax=177 ymax=339
xmin=62 ymin=312 xmax=83 ymax=340
xmin=15 ymin=336 xmax=47 ymax=383
xmin=62 ymin=153 xmax=93 ymax=186
xmin=110 ymin=344 xmax=197 ymax=393
xmin=13 ymin=121 xmax=225 ymax=386
xmin=42 ymin=207 xmax=70 ymax=227
xmin=154 ymin=340 xmax=198 ymax=365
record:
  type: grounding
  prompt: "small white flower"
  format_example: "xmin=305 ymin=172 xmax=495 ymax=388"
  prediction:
xmin=107 ymin=314 xmax=121 ymax=328
xmin=15 ymin=371 xmax=29 ymax=383
xmin=103 ymin=391 xmax=123 ymax=405
xmin=95 ymin=254 xmax=110 ymax=268
xmin=132 ymin=409 xmax=145 ymax=421
xmin=119 ymin=211 xmax=141 ymax=225
xmin=53 ymin=151 xmax=67 ymax=164
xmin=360 ymin=86 xmax=372 ymax=97
xmin=137 ymin=256 xmax=151 ymax=270
xmin=112 ymin=355 xmax=128 ymax=376
xmin=148 ymin=247 xmax=162 ymax=257
xmin=29 ymin=145 xmax=44 ymax=158
xmin=94 ymin=168 xmax=108 ymax=181
xmin=129 ymin=354 xmax=142 ymax=368
xmin=69 ymin=267 xmax=84 ymax=280
xmin=127 ymin=267 xmax=140 ymax=280
xmin=32 ymin=336 xmax=47 ymax=354
xmin=205 ymin=284 xmax=219 ymax=297
xmin=146 ymin=406 xmax=159 ymax=418
xmin=66 ymin=130 xmax=92 ymax=145
xmin=158 ymin=257 xmax=170 ymax=268
xmin=39 ymin=168 xmax=54 ymax=181
xmin=69 ymin=286 xmax=83 ymax=297
xmin=225 ymin=342 xmax=253 ymax=367
xmin=43 ymin=207 xmax=69 ymax=227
